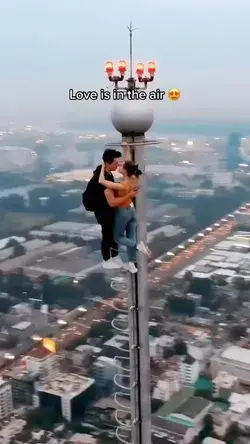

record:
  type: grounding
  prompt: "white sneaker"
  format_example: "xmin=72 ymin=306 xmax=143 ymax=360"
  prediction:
xmin=113 ymin=256 xmax=124 ymax=267
xmin=128 ymin=262 xmax=138 ymax=274
xmin=102 ymin=258 xmax=121 ymax=269
xmin=137 ymin=241 xmax=151 ymax=257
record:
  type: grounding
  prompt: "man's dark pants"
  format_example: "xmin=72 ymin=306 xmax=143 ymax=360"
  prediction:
xmin=94 ymin=210 xmax=118 ymax=261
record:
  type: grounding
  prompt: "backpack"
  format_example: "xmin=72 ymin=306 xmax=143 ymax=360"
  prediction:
xmin=82 ymin=177 xmax=96 ymax=212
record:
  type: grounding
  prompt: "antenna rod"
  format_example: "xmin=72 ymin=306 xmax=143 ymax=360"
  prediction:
xmin=129 ymin=22 xmax=133 ymax=77
xmin=127 ymin=22 xmax=137 ymax=78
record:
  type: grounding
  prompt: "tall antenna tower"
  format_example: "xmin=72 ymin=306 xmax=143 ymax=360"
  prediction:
xmin=105 ymin=25 xmax=157 ymax=444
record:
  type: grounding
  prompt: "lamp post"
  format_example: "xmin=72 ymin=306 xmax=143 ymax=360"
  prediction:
xmin=105 ymin=24 xmax=157 ymax=444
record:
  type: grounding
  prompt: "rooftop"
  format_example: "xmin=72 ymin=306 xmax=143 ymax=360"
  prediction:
xmin=12 ymin=321 xmax=31 ymax=330
xmin=221 ymin=345 xmax=250 ymax=365
xmin=203 ymin=439 xmax=226 ymax=444
xmin=3 ymin=364 xmax=38 ymax=382
xmin=104 ymin=334 xmax=129 ymax=349
xmin=38 ymin=372 xmax=95 ymax=399
xmin=173 ymin=396 xmax=211 ymax=419
xmin=156 ymin=386 xmax=195 ymax=419
xmin=0 ymin=241 xmax=101 ymax=277
xmin=152 ymin=416 xmax=189 ymax=436
xmin=183 ymin=354 xmax=195 ymax=365
xmin=43 ymin=221 xmax=101 ymax=237
xmin=0 ymin=419 xmax=26 ymax=437
xmin=0 ymin=236 xmax=26 ymax=250
xmin=26 ymin=346 xmax=55 ymax=360
xmin=176 ymin=231 xmax=250 ymax=282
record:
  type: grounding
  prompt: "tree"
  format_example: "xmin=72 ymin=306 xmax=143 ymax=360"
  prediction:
xmin=84 ymin=273 xmax=116 ymax=299
xmin=173 ymin=339 xmax=187 ymax=355
xmin=229 ymin=324 xmax=247 ymax=341
xmin=39 ymin=274 xmax=54 ymax=304
xmin=224 ymin=421 xmax=240 ymax=444
xmin=12 ymin=243 xmax=25 ymax=258
xmin=198 ymin=413 xmax=214 ymax=441
xmin=151 ymin=399 xmax=164 ymax=413
xmin=49 ymin=234 xmax=62 ymax=243
xmin=0 ymin=333 xmax=17 ymax=348
xmin=184 ymin=270 xmax=193 ymax=282
xmin=233 ymin=276 xmax=246 ymax=291
xmin=0 ymin=194 xmax=26 ymax=212
xmin=72 ymin=237 xmax=86 ymax=247
xmin=26 ymin=406 xmax=59 ymax=430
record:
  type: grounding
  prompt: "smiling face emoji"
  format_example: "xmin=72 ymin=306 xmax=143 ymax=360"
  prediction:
xmin=168 ymin=89 xmax=181 ymax=101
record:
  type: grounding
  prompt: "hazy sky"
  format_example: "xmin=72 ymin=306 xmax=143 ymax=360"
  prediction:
xmin=1 ymin=0 xmax=250 ymax=124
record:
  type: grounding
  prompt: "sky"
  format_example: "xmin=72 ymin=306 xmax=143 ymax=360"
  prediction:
xmin=1 ymin=0 xmax=250 ymax=125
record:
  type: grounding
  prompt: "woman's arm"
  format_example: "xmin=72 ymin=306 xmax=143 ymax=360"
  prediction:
xmin=99 ymin=163 xmax=125 ymax=191
xmin=105 ymin=188 xmax=136 ymax=207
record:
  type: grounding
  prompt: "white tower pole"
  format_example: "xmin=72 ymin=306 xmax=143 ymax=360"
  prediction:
xmin=131 ymin=135 xmax=151 ymax=444
xmin=105 ymin=24 xmax=157 ymax=444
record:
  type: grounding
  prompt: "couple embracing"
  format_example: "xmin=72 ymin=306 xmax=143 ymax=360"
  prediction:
xmin=82 ymin=144 xmax=150 ymax=274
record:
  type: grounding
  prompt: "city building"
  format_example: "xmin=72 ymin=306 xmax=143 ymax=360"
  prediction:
xmin=150 ymin=335 xmax=175 ymax=361
xmin=3 ymin=363 xmax=38 ymax=406
xmin=70 ymin=433 xmax=98 ymax=444
xmin=226 ymin=132 xmax=242 ymax=170
xmin=103 ymin=335 xmax=129 ymax=359
xmin=202 ymin=439 xmax=226 ymax=444
xmin=188 ymin=340 xmax=213 ymax=371
xmin=212 ymin=172 xmax=233 ymax=188
xmin=212 ymin=371 xmax=239 ymax=399
xmin=0 ymin=146 xmax=36 ymax=173
xmin=234 ymin=211 xmax=250 ymax=228
xmin=25 ymin=347 xmax=60 ymax=383
xmin=228 ymin=392 xmax=250 ymax=432
xmin=92 ymin=356 xmax=121 ymax=389
xmin=152 ymin=371 xmax=180 ymax=402
xmin=180 ymin=355 xmax=199 ymax=385
xmin=71 ymin=345 xmax=101 ymax=367
xmin=210 ymin=405 xmax=232 ymax=437
xmin=211 ymin=345 xmax=250 ymax=384
xmin=153 ymin=387 xmax=212 ymax=444
xmin=37 ymin=373 xmax=95 ymax=421
xmin=0 ymin=379 xmax=13 ymax=420
xmin=0 ymin=419 xmax=26 ymax=444
xmin=11 ymin=303 xmax=32 ymax=316
xmin=147 ymin=225 xmax=184 ymax=243
xmin=43 ymin=221 xmax=101 ymax=238
xmin=177 ymin=231 xmax=250 ymax=283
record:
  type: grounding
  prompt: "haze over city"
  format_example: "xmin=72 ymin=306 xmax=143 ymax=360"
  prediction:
xmin=1 ymin=0 xmax=250 ymax=125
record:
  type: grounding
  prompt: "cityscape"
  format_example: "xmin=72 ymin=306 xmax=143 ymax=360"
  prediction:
xmin=1 ymin=2 xmax=250 ymax=444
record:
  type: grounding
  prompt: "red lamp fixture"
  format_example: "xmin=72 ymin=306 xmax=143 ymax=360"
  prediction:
xmin=105 ymin=61 xmax=114 ymax=76
xmin=137 ymin=61 xmax=156 ymax=85
xmin=136 ymin=63 xmax=144 ymax=77
xmin=105 ymin=58 xmax=156 ymax=90
xmin=118 ymin=60 xmax=127 ymax=74
xmin=148 ymin=61 xmax=156 ymax=76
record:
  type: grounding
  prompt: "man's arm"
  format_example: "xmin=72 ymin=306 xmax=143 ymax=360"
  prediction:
xmin=104 ymin=188 xmax=136 ymax=207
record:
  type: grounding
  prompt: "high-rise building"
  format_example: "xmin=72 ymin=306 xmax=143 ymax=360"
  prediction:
xmin=180 ymin=355 xmax=199 ymax=385
xmin=227 ymin=132 xmax=242 ymax=170
xmin=25 ymin=348 xmax=60 ymax=383
xmin=0 ymin=379 xmax=13 ymax=419
xmin=37 ymin=373 xmax=95 ymax=422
